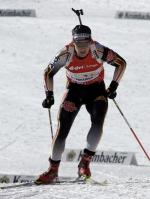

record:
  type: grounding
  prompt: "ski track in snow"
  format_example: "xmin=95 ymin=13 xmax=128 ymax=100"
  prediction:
xmin=0 ymin=179 xmax=150 ymax=199
xmin=0 ymin=165 xmax=150 ymax=199
xmin=0 ymin=0 xmax=150 ymax=198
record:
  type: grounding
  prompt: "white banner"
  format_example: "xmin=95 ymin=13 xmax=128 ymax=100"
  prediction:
xmin=116 ymin=11 xmax=150 ymax=20
xmin=0 ymin=9 xmax=36 ymax=17
xmin=62 ymin=149 xmax=138 ymax=165
xmin=0 ymin=174 xmax=36 ymax=183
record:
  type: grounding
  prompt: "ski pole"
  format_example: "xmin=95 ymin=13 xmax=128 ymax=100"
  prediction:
xmin=113 ymin=99 xmax=150 ymax=161
xmin=48 ymin=109 xmax=54 ymax=139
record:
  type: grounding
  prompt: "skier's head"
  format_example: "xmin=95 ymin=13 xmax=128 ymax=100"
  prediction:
xmin=72 ymin=25 xmax=92 ymax=42
xmin=72 ymin=25 xmax=92 ymax=57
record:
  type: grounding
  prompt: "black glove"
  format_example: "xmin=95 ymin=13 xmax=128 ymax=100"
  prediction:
xmin=42 ymin=91 xmax=54 ymax=108
xmin=107 ymin=81 xmax=118 ymax=99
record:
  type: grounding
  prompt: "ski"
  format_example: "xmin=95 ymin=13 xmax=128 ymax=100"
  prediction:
xmin=0 ymin=176 xmax=107 ymax=189
xmin=0 ymin=181 xmax=35 ymax=189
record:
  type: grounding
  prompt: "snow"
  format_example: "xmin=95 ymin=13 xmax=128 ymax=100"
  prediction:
xmin=0 ymin=0 xmax=150 ymax=198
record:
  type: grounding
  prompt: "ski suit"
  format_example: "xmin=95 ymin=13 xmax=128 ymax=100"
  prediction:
xmin=44 ymin=41 xmax=126 ymax=161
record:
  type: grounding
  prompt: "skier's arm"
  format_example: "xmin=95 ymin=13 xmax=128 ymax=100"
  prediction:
xmin=44 ymin=65 xmax=54 ymax=92
xmin=101 ymin=47 xmax=126 ymax=83
xmin=42 ymin=47 xmax=70 ymax=108
xmin=44 ymin=47 xmax=69 ymax=92
xmin=95 ymin=42 xmax=126 ymax=98
xmin=103 ymin=47 xmax=126 ymax=98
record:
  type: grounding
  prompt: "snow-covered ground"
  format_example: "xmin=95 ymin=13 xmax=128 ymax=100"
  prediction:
xmin=0 ymin=0 xmax=150 ymax=198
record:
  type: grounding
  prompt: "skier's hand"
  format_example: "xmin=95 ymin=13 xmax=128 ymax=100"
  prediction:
xmin=42 ymin=91 xmax=54 ymax=108
xmin=107 ymin=91 xmax=117 ymax=99
xmin=106 ymin=81 xmax=118 ymax=99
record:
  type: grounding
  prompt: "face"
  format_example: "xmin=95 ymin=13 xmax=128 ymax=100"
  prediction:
xmin=74 ymin=40 xmax=91 ymax=58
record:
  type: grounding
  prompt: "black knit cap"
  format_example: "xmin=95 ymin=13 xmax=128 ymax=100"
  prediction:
xmin=72 ymin=25 xmax=91 ymax=42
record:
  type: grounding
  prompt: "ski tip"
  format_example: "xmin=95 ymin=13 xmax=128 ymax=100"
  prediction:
xmin=34 ymin=180 xmax=43 ymax=185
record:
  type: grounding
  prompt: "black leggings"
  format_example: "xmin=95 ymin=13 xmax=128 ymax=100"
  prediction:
xmin=51 ymin=81 xmax=108 ymax=161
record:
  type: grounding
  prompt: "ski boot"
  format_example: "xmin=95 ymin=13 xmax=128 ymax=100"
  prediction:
xmin=35 ymin=159 xmax=60 ymax=185
xmin=78 ymin=149 xmax=95 ymax=178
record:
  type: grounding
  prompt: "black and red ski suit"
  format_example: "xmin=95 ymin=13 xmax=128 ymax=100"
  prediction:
xmin=44 ymin=41 xmax=126 ymax=161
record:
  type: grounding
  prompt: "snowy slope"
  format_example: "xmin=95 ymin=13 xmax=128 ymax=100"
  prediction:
xmin=0 ymin=0 xmax=150 ymax=198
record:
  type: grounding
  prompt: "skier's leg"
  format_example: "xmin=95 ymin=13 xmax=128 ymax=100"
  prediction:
xmin=85 ymin=96 xmax=108 ymax=152
xmin=78 ymin=96 xmax=108 ymax=177
xmin=51 ymin=97 xmax=81 ymax=161
xmin=36 ymin=90 xmax=81 ymax=184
